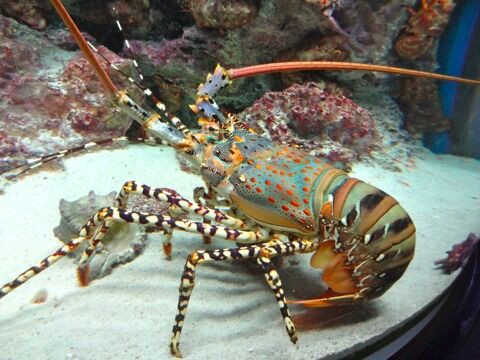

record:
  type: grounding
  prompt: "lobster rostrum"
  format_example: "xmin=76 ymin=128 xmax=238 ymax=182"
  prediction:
xmin=1 ymin=0 xmax=479 ymax=357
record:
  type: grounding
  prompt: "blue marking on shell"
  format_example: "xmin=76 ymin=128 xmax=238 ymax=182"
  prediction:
xmin=197 ymin=64 xmax=230 ymax=97
xmin=195 ymin=96 xmax=226 ymax=123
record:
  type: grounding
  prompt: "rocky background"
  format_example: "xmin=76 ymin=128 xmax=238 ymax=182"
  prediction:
xmin=0 ymin=0 xmax=457 ymax=172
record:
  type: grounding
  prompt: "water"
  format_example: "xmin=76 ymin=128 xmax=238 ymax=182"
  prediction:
xmin=0 ymin=1 xmax=479 ymax=359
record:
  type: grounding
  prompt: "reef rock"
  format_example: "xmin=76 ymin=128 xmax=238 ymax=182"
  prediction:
xmin=239 ymin=82 xmax=378 ymax=168
xmin=0 ymin=0 xmax=48 ymax=30
xmin=0 ymin=14 xmax=135 ymax=173
xmin=395 ymin=77 xmax=449 ymax=137
xmin=239 ymin=81 xmax=419 ymax=170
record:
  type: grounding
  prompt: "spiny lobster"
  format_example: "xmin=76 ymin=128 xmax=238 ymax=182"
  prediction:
xmin=1 ymin=0 xmax=479 ymax=358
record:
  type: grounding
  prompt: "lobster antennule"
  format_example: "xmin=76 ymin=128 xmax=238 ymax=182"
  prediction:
xmin=228 ymin=61 xmax=480 ymax=85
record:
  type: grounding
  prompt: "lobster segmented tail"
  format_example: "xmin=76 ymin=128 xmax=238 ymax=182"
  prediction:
xmin=303 ymin=173 xmax=415 ymax=307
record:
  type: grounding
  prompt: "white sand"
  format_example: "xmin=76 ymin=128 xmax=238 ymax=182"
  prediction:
xmin=0 ymin=144 xmax=479 ymax=360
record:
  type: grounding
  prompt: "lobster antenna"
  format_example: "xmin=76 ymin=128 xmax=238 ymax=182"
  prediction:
xmin=0 ymin=136 xmax=167 ymax=183
xmin=228 ymin=61 xmax=480 ymax=85
xmin=49 ymin=0 xmax=118 ymax=95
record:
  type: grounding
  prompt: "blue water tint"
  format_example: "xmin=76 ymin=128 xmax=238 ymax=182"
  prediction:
xmin=437 ymin=0 xmax=480 ymax=118
xmin=423 ymin=131 xmax=450 ymax=153
xmin=426 ymin=0 xmax=480 ymax=153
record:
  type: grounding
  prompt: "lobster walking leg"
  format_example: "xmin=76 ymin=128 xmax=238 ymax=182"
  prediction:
xmin=0 ymin=205 xmax=269 ymax=298
xmin=75 ymin=180 xmax=251 ymax=276
xmin=115 ymin=181 xmax=246 ymax=229
xmin=169 ymin=239 xmax=316 ymax=358
xmin=0 ymin=236 xmax=86 ymax=299
xmin=76 ymin=204 xmax=271 ymax=282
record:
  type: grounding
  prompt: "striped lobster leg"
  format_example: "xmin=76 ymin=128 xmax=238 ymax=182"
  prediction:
xmin=293 ymin=175 xmax=416 ymax=308
xmin=73 ymin=205 xmax=268 ymax=284
xmin=0 ymin=236 xmax=86 ymax=299
xmin=74 ymin=180 xmax=251 ymax=283
xmin=169 ymin=239 xmax=317 ymax=358
xmin=0 ymin=210 xmax=105 ymax=299
xmin=115 ymin=181 xmax=246 ymax=229
xmin=0 ymin=206 xmax=270 ymax=299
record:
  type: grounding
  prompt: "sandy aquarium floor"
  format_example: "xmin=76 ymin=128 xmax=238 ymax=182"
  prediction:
xmin=0 ymin=144 xmax=479 ymax=360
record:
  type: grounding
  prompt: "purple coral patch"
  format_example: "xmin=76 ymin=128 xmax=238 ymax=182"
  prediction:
xmin=435 ymin=233 xmax=480 ymax=274
xmin=239 ymin=82 xmax=378 ymax=168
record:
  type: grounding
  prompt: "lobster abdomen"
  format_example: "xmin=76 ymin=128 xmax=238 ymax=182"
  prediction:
xmin=309 ymin=175 xmax=416 ymax=304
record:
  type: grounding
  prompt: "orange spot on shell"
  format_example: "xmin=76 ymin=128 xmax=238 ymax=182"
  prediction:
xmin=268 ymin=196 xmax=276 ymax=203
xmin=281 ymin=205 xmax=290 ymax=211
xmin=265 ymin=179 xmax=271 ymax=185
xmin=302 ymin=186 xmax=308 ymax=192
xmin=304 ymin=177 xmax=311 ymax=182
xmin=256 ymin=187 xmax=262 ymax=193
xmin=246 ymin=184 xmax=252 ymax=190
xmin=303 ymin=198 xmax=309 ymax=204
xmin=255 ymin=164 xmax=262 ymax=169
xmin=250 ymin=177 xmax=256 ymax=183
xmin=286 ymin=189 xmax=293 ymax=196
xmin=276 ymin=184 xmax=283 ymax=191
xmin=290 ymin=200 xmax=299 ymax=207
xmin=303 ymin=208 xmax=312 ymax=216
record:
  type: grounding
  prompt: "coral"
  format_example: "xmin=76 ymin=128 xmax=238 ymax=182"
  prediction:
xmin=0 ymin=0 xmax=48 ymax=30
xmin=239 ymin=81 xmax=420 ymax=170
xmin=395 ymin=0 xmax=455 ymax=60
xmin=395 ymin=77 xmax=449 ymax=137
xmin=190 ymin=0 xmax=258 ymax=29
xmin=331 ymin=0 xmax=416 ymax=66
xmin=0 ymin=14 xmax=136 ymax=173
xmin=238 ymin=82 xmax=379 ymax=168
xmin=435 ymin=233 xmax=480 ymax=274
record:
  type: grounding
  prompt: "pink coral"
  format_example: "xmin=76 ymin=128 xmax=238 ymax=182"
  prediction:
xmin=238 ymin=82 xmax=378 ymax=168
xmin=0 ymin=0 xmax=47 ymax=30
xmin=435 ymin=233 xmax=479 ymax=274
xmin=123 ymin=38 xmax=193 ymax=66
xmin=0 ymin=14 xmax=135 ymax=173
